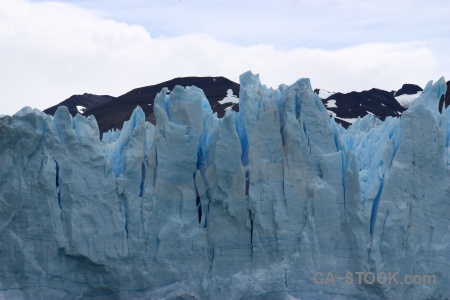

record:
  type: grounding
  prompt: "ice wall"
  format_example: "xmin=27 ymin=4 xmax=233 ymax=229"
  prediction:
xmin=0 ymin=72 xmax=448 ymax=299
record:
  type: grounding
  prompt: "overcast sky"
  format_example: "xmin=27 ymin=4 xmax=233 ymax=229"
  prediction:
xmin=1 ymin=0 xmax=449 ymax=115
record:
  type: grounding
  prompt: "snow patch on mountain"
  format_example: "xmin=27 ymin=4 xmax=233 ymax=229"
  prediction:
xmin=317 ymin=89 xmax=335 ymax=99
xmin=76 ymin=105 xmax=86 ymax=114
xmin=336 ymin=116 xmax=357 ymax=123
xmin=328 ymin=110 xmax=357 ymax=123
xmin=325 ymin=99 xmax=337 ymax=108
xmin=395 ymin=91 xmax=422 ymax=108
xmin=218 ymin=89 xmax=239 ymax=104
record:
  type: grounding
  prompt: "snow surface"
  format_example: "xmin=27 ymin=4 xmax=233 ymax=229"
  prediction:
xmin=317 ymin=89 xmax=335 ymax=99
xmin=336 ymin=116 xmax=358 ymax=123
xmin=76 ymin=105 xmax=86 ymax=114
xmin=0 ymin=73 xmax=449 ymax=300
xmin=328 ymin=110 xmax=357 ymax=123
xmin=395 ymin=91 xmax=422 ymax=108
xmin=218 ymin=88 xmax=239 ymax=104
xmin=325 ymin=99 xmax=337 ymax=108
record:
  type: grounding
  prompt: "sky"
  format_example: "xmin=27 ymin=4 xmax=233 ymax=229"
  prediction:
xmin=1 ymin=0 xmax=449 ymax=115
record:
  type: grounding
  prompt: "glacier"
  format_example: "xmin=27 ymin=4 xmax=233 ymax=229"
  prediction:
xmin=0 ymin=71 xmax=449 ymax=299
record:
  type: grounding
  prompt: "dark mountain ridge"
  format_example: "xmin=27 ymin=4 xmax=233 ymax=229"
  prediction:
xmin=320 ymin=88 xmax=407 ymax=127
xmin=395 ymin=83 xmax=422 ymax=96
xmin=44 ymin=93 xmax=115 ymax=117
xmin=44 ymin=76 xmax=240 ymax=135
xmin=89 ymin=76 xmax=239 ymax=134
xmin=44 ymin=77 xmax=449 ymax=133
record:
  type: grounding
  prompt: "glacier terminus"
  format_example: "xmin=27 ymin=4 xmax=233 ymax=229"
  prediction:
xmin=0 ymin=71 xmax=449 ymax=299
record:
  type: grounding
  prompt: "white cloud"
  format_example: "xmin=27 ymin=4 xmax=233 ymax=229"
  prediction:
xmin=0 ymin=0 xmax=447 ymax=115
xmin=46 ymin=0 xmax=450 ymax=50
